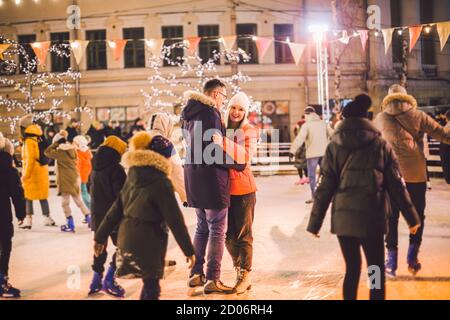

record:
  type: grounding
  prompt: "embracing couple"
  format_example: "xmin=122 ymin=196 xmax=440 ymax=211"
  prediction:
xmin=182 ymin=79 xmax=258 ymax=295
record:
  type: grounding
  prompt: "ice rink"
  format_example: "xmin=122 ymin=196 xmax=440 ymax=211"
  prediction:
xmin=5 ymin=176 xmax=450 ymax=300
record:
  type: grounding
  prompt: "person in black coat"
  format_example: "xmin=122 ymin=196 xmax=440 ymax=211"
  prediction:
xmin=182 ymin=79 xmax=244 ymax=294
xmin=66 ymin=119 xmax=80 ymax=143
xmin=88 ymin=135 xmax=128 ymax=297
xmin=94 ymin=132 xmax=195 ymax=300
xmin=307 ymin=94 xmax=421 ymax=301
xmin=0 ymin=135 xmax=26 ymax=298
xmin=440 ymin=110 xmax=450 ymax=184
xmin=87 ymin=121 xmax=105 ymax=150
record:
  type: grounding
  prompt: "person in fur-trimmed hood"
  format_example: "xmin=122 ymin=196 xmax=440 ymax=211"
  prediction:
xmin=182 ymin=79 xmax=245 ymax=295
xmin=45 ymin=131 xmax=90 ymax=232
xmin=94 ymin=131 xmax=195 ymax=300
xmin=375 ymin=84 xmax=450 ymax=278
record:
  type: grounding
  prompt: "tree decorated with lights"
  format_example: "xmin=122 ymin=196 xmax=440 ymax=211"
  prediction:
xmin=141 ymin=41 xmax=257 ymax=122
xmin=0 ymin=35 xmax=89 ymax=134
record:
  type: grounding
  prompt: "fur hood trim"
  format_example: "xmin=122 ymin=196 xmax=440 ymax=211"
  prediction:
xmin=184 ymin=90 xmax=216 ymax=107
xmin=122 ymin=149 xmax=171 ymax=176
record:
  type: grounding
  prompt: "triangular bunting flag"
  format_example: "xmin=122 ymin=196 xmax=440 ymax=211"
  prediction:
xmin=221 ymin=35 xmax=237 ymax=51
xmin=287 ymin=42 xmax=306 ymax=65
xmin=339 ymin=31 xmax=350 ymax=45
xmin=185 ymin=37 xmax=201 ymax=56
xmin=70 ymin=40 xmax=89 ymax=65
xmin=145 ymin=38 xmax=165 ymax=57
xmin=0 ymin=44 xmax=11 ymax=60
xmin=409 ymin=26 xmax=423 ymax=52
xmin=382 ymin=28 xmax=395 ymax=54
xmin=436 ymin=21 xmax=450 ymax=51
xmin=31 ymin=41 xmax=51 ymax=65
xmin=358 ymin=30 xmax=369 ymax=51
xmin=254 ymin=37 xmax=273 ymax=60
xmin=108 ymin=39 xmax=128 ymax=61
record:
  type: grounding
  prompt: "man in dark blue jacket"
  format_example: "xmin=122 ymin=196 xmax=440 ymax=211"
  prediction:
xmin=182 ymin=79 xmax=241 ymax=295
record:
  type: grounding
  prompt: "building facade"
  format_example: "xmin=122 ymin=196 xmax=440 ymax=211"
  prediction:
xmin=1 ymin=0 xmax=450 ymax=140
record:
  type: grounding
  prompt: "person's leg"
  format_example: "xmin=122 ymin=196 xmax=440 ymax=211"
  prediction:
xmin=337 ymin=236 xmax=362 ymax=300
xmin=25 ymin=200 xmax=34 ymax=216
xmin=109 ymin=233 xmax=118 ymax=270
xmin=205 ymin=208 xmax=228 ymax=281
xmin=307 ymin=157 xmax=320 ymax=197
xmin=141 ymin=278 xmax=161 ymax=300
xmin=0 ymin=235 xmax=13 ymax=277
xmin=235 ymin=193 xmax=256 ymax=272
xmin=406 ymin=182 xmax=426 ymax=273
xmin=297 ymin=168 xmax=304 ymax=179
xmin=226 ymin=197 xmax=240 ymax=269
xmin=61 ymin=194 xmax=72 ymax=218
xmin=385 ymin=203 xmax=400 ymax=251
xmin=361 ymin=236 xmax=386 ymax=300
xmin=407 ymin=183 xmax=426 ymax=248
xmin=191 ymin=208 xmax=209 ymax=277
xmin=303 ymin=168 xmax=308 ymax=180
xmin=72 ymin=194 xmax=90 ymax=216
xmin=80 ymin=183 xmax=91 ymax=209
xmin=39 ymin=199 xmax=50 ymax=217
xmin=92 ymin=240 xmax=108 ymax=274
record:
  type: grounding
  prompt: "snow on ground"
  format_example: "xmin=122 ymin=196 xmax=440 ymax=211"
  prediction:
xmin=5 ymin=176 xmax=450 ymax=300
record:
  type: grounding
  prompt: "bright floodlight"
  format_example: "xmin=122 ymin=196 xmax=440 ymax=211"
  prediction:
xmin=308 ymin=24 xmax=329 ymax=34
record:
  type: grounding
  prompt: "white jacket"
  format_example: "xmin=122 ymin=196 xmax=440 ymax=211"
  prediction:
xmin=290 ymin=113 xmax=328 ymax=159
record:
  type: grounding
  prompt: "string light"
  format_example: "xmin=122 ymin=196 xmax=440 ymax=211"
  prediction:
xmin=424 ymin=25 xmax=432 ymax=34
xmin=397 ymin=29 xmax=403 ymax=35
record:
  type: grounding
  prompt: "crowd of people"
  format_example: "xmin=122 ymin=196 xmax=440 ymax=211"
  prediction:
xmin=0 ymin=79 xmax=450 ymax=300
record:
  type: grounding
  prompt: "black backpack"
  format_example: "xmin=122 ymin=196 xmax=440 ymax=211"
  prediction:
xmin=37 ymin=137 xmax=50 ymax=166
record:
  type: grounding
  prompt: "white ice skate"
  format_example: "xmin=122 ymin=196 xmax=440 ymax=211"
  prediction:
xmin=43 ymin=216 xmax=56 ymax=227
xmin=19 ymin=215 xmax=32 ymax=230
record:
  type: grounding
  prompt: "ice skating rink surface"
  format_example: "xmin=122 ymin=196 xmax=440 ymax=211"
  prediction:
xmin=6 ymin=176 xmax=450 ymax=300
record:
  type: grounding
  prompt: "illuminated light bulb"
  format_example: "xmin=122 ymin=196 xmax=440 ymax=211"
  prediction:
xmin=15 ymin=0 xmax=22 ymax=5
xmin=108 ymin=41 xmax=117 ymax=49
xmin=397 ymin=29 xmax=403 ymax=35
xmin=252 ymin=36 xmax=258 ymax=41
xmin=374 ymin=31 xmax=379 ymax=37
xmin=0 ymin=0 xmax=4 ymax=7
xmin=424 ymin=26 xmax=431 ymax=34
xmin=286 ymin=36 xmax=290 ymax=43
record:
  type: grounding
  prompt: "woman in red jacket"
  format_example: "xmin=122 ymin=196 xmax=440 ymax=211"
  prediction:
xmin=213 ymin=92 xmax=258 ymax=294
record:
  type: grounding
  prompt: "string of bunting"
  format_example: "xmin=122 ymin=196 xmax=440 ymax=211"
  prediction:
xmin=0 ymin=20 xmax=449 ymax=67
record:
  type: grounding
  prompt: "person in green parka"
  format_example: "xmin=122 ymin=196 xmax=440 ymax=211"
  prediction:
xmin=45 ymin=130 xmax=90 ymax=232
xmin=94 ymin=131 xmax=195 ymax=300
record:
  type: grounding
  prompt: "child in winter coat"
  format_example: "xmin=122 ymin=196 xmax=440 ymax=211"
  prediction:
xmin=88 ymin=136 xmax=127 ymax=297
xmin=0 ymin=134 xmax=26 ymax=298
xmin=45 ymin=131 xmax=90 ymax=232
xmin=73 ymin=135 xmax=93 ymax=210
xmin=307 ymin=94 xmax=421 ymax=300
xmin=94 ymin=132 xmax=195 ymax=300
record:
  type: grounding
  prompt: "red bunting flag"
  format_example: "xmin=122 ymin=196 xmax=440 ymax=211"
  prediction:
xmin=185 ymin=37 xmax=201 ymax=56
xmin=31 ymin=41 xmax=51 ymax=65
xmin=108 ymin=39 xmax=128 ymax=61
xmin=409 ymin=26 xmax=423 ymax=52
xmin=254 ymin=36 xmax=273 ymax=60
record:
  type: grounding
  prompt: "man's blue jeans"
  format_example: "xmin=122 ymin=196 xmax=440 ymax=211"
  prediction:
xmin=191 ymin=208 xmax=228 ymax=281
xmin=307 ymin=157 xmax=322 ymax=197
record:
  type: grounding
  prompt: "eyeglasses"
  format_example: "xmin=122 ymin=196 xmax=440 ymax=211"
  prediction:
xmin=217 ymin=91 xmax=227 ymax=99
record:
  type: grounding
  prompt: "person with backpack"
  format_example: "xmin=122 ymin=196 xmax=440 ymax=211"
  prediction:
xmin=307 ymin=94 xmax=421 ymax=300
xmin=45 ymin=131 xmax=91 ymax=232
xmin=0 ymin=133 xmax=26 ymax=298
xmin=375 ymin=85 xmax=450 ymax=278
xmin=19 ymin=117 xmax=55 ymax=230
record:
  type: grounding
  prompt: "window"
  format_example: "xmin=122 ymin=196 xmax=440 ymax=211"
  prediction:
xmin=162 ymin=26 xmax=184 ymax=67
xmin=390 ymin=0 xmax=403 ymax=64
xmin=123 ymin=27 xmax=145 ymax=68
xmin=50 ymin=32 xmax=71 ymax=72
xmin=274 ymin=24 xmax=294 ymax=64
xmin=237 ymin=24 xmax=258 ymax=64
xmin=18 ymin=34 xmax=37 ymax=74
xmin=198 ymin=25 xmax=220 ymax=64
xmin=420 ymin=0 xmax=436 ymax=65
xmin=96 ymin=106 xmax=139 ymax=132
xmin=86 ymin=30 xmax=107 ymax=70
